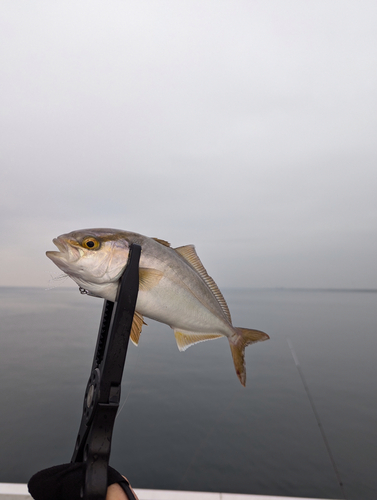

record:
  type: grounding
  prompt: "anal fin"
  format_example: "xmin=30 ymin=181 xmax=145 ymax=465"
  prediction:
xmin=174 ymin=329 xmax=223 ymax=352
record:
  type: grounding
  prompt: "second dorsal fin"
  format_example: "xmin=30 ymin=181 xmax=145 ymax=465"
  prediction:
xmin=174 ymin=245 xmax=232 ymax=323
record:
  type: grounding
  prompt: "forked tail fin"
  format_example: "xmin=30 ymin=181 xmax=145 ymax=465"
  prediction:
xmin=229 ymin=327 xmax=269 ymax=386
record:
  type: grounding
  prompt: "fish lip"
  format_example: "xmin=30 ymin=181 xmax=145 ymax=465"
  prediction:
xmin=52 ymin=237 xmax=68 ymax=253
xmin=46 ymin=236 xmax=80 ymax=262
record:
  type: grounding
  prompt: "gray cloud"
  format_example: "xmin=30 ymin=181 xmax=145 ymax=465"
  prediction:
xmin=1 ymin=0 xmax=376 ymax=289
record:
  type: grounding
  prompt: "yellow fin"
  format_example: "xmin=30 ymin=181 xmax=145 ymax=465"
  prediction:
xmin=152 ymin=237 xmax=171 ymax=247
xmin=235 ymin=327 xmax=269 ymax=347
xmin=130 ymin=311 xmax=147 ymax=346
xmin=139 ymin=268 xmax=164 ymax=291
xmin=230 ymin=328 xmax=269 ymax=386
xmin=174 ymin=329 xmax=223 ymax=352
xmin=174 ymin=245 xmax=232 ymax=323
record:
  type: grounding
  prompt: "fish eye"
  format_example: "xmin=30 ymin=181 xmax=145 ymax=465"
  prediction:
xmin=81 ymin=237 xmax=101 ymax=250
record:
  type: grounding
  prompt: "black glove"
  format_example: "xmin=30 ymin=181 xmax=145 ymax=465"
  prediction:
xmin=28 ymin=463 xmax=137 ymax=500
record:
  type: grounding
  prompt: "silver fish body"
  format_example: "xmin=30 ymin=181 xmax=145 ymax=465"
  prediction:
xmin=46 ymin=228 xmax=268 ymax=385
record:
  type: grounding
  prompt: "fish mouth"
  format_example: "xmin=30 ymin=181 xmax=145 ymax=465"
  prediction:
xmin=52 ymin=237 xmax=68 ymax=253
xmin=46 ymin=236 xmax=80 ymax=264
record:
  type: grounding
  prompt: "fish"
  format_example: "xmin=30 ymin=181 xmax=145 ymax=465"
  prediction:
xmin=46 ymin=228 xmax=269 ymax=385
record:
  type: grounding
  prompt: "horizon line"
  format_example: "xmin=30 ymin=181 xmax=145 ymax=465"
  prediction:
xmin=1 ymin=285 xmax=376 ymax=294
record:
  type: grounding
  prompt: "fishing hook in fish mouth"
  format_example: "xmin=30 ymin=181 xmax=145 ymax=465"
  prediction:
xmin=79 ymin=287 xmax=89 ymax=295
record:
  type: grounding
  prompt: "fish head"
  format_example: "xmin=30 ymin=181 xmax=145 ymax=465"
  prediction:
xmin=46 ymin=228 xmax=130 ymax=297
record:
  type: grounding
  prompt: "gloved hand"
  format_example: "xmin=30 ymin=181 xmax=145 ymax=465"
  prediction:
xmin=28 ymin=463 xmax=139 ymax=500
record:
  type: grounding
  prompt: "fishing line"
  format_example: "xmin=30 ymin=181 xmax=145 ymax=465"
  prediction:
xmin=287 ymin=338 xmax=347 ymax=500
xmin=45 ymin=272 xmax=69 ymax=290
xmin=115 ymin=363 xmax=136 ymax=420
xmin=115 ymin=339 xmax=142 ymax=420
xmin=115 ymin=388 xmax=131 ymax=419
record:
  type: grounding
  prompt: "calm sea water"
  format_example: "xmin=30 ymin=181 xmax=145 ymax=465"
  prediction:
xmin=0 ymin=287 xmax=376 ymax=499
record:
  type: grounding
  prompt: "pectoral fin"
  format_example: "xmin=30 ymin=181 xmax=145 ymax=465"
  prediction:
xmin=130 ymin=311 xmax=147 ymax=346
xmin=139 ymin=268 xmax=164 ymax=291
xmin=174 ymin=329 xmax=223 ymax=352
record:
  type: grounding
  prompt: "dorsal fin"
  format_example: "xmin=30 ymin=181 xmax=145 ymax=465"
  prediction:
xmin=130 ymin=311 xmax=147 ymax=346
xmin=174 ymin=329 xmax=224 ymax=352
xmin=152 ymin=237 xmax=171 ymax=247
xmin=174 ymin=245 xmax=232 ymax=323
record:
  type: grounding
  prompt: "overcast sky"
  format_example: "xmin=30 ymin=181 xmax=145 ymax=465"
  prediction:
xmin=1 ymin=1 xmax=376 ymax=289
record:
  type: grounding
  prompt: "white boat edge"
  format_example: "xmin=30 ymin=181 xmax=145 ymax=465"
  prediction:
xmin=0 ymin=483 xmax=341 ymax=500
